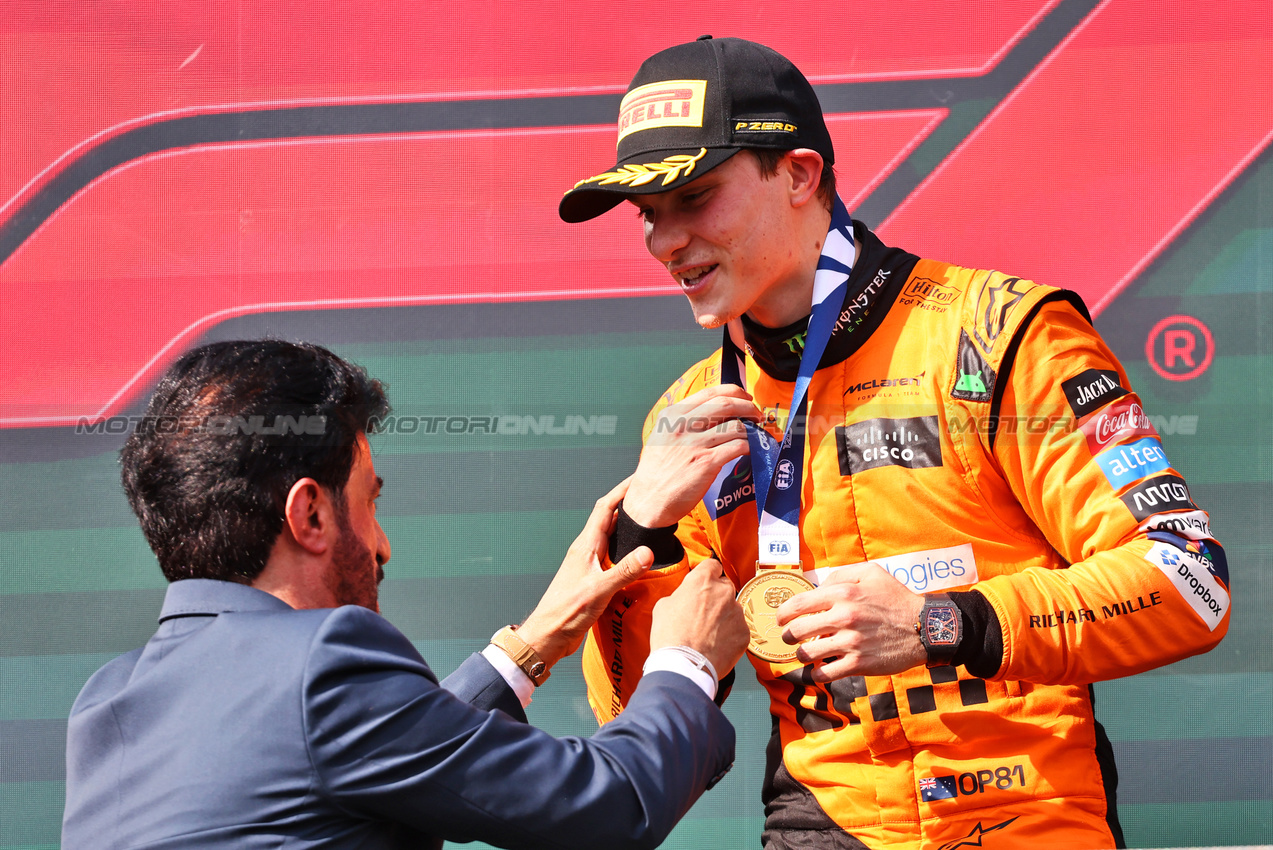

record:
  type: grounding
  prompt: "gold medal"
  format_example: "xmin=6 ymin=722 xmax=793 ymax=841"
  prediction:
xmin=737 ymin=566 xmax=815 ymax=662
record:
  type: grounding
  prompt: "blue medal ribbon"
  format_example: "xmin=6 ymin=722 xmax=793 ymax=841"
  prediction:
xmin=716 ymin=196 xmax=856 ymax=562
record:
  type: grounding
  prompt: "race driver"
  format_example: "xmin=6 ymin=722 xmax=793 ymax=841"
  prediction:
xmin=557 ymin=36 xmax=1231 ymax=850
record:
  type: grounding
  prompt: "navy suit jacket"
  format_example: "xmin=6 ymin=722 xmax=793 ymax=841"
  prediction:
xmin=62 ymin=579 xmax=734 ymax=849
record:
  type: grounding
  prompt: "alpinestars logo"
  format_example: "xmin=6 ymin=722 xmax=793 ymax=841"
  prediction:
xmin=971 ymin=275 xmax=1030 ymax=352
xmin=937 ymin=817 xmax=1019 ymax=850
xmin=836 ymin=416 xmax=942 ymax=475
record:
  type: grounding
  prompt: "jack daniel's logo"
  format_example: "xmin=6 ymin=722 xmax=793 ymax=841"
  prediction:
xmin=1062 ymin=368 xmax=1128 ymax=419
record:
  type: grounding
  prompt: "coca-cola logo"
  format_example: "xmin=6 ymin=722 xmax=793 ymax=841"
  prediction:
xmin=1080 ymin=395 xmax=1159 ymax=455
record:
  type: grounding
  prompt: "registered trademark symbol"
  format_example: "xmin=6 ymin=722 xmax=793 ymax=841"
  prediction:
xmin=1145 ymin=315 xmax=1214 ymax=381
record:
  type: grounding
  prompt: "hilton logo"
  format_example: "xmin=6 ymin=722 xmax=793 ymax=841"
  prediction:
xmin=900 ymin=277 xmax=958 ymax=310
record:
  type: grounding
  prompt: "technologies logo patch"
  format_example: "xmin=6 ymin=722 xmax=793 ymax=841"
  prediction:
xmin=815 ymin=544 xmax=977 ymax=594
xmin=1119 ymin=474 xmax=1197 ymax=522
xmin=1144 ymin=539 xmax=1230 ymax=630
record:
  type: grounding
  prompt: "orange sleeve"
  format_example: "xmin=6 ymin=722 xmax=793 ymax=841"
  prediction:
xmin=581 ymin=363 xmax=720 ymax=724
xmin=581 ymin=512 xmax=715 ymax=724
xmin=973 ymin=300 xmax=1229 ymax=684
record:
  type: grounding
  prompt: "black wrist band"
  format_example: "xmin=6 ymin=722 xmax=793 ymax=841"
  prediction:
xmin=948 ymin=590 xmax=1004 ymax=678
xmin=608 ymin=502 xmax=686 ymax=567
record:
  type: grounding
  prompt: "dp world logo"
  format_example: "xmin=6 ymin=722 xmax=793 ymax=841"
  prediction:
xmin=774 ymin=459 xmax=795 ymax=490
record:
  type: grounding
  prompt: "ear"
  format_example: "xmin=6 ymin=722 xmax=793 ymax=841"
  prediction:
xmin=783 ymin=148 xmax=825 ymax=208
xmin=282 ymin=477 xmax=335 ymax=556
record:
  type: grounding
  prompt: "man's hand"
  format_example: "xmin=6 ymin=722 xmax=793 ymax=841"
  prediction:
xmin=775 ymin=563 xmax=926 ymax=680
xmin=622 ymin=385 xmax=761 ymax=529
xmin=650 ymin=559 xmax=748 ymax=677
xmin=517 ymin=480 xmax=654 ymax=670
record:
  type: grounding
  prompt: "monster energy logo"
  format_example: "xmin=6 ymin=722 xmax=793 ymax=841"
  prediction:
xmin=783 ymin=331 xmax=808 ymax=354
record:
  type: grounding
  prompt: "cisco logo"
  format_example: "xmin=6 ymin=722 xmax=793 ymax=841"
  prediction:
xmin=836 ymin=416 xmax=942 ymax=475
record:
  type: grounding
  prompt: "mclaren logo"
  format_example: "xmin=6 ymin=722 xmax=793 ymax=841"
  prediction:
xmin=937 ymin=817 xmax=1019 ymax=850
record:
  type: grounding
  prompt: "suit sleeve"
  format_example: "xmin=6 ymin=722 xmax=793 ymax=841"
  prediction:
xmin=441 ymin=652 xmax=528 ymax=721
xmin=303 ymin=607 xmax=734 ymax=850
xmin=972 ymin=299 xmax=1230 ymax=684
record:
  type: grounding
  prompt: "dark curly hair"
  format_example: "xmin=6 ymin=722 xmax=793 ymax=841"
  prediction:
xmin=120 ymin=340 xmax=390 ymax=583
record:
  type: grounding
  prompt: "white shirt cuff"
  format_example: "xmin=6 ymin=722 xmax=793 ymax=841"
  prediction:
xmin=481 ymin=643 xmax=534 ymax=709
xmin=643 ymin=646 xmax=718 ymax=700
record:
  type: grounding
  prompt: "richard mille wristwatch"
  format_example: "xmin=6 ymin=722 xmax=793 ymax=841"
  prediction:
xmin=915 ymin=593 xmax=963 ymax=669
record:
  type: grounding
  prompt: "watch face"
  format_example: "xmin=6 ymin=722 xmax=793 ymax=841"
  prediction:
xmin=925 ymin=606 xmax=959 ymax=646
xmin=529 ymin=661 xmax=546 ymax=679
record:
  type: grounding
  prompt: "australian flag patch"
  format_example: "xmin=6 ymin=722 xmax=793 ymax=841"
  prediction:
xmin=919 ymin=775 xmax=958 ymax=802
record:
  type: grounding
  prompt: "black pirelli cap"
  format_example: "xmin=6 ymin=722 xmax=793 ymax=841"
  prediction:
xmin=558 ymin=36 xmax=834 ymax=223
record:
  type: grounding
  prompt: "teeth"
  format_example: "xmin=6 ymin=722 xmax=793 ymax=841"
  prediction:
xmin=678 ymin=265 xmax=715 ymax=285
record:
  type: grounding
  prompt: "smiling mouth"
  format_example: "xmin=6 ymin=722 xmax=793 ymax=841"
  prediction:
xmin=675 ymin=264 xmax=717 ymax=288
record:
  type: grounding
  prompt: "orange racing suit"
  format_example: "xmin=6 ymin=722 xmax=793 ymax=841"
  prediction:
xmin=581 ymin=221 xmax=1230 ymax=850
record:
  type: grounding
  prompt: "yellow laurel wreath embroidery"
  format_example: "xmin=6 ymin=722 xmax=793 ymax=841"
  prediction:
xmin=572 ymin=148 xmax=707 ymax=190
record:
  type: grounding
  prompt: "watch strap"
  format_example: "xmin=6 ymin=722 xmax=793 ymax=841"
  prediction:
xmin=490 ymin=625 xmax=551 ymax=686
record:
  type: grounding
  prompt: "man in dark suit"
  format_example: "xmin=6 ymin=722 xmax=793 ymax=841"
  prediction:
xmin=62 ymin=339 xmax=749 ymax=850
